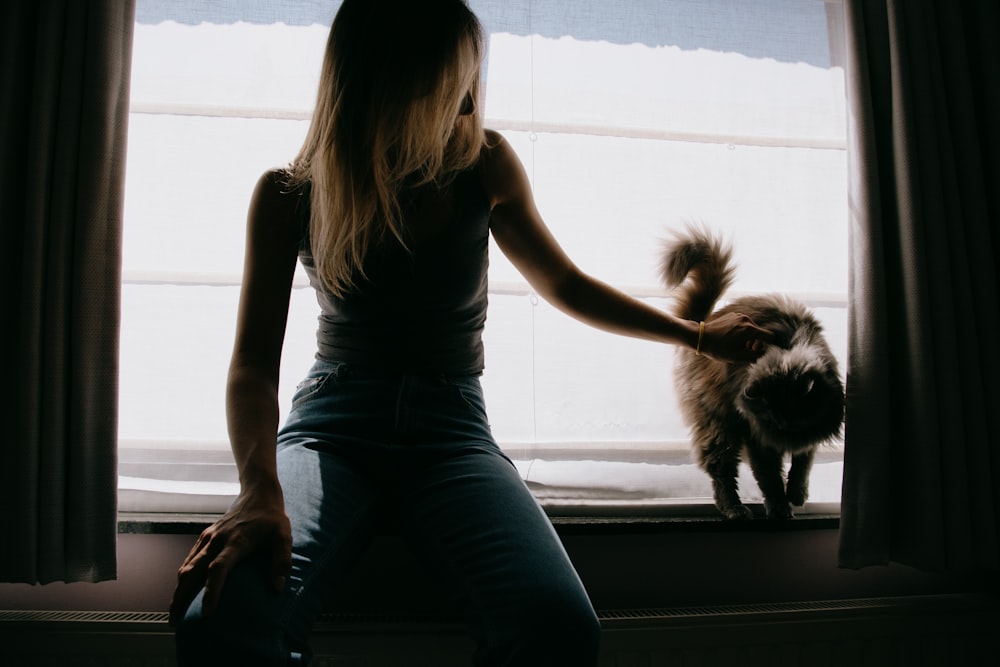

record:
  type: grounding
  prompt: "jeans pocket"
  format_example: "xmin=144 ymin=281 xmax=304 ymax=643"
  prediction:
xmin=447 ymin=376 xmax=488 ymax=418
xmin=290 ymin=364 xmax=339 ymax=409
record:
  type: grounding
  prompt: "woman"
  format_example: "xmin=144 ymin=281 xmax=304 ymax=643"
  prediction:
xmin=170 ymin=1 xmax=773 ymax=664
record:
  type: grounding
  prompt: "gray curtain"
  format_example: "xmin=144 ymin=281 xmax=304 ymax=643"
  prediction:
xmin=839 ymin=0 xmax=1000 ymax=571
xmin=0 ymin=0 xmax=135 ymax=583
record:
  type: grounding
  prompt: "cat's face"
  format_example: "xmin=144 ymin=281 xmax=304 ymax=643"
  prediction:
xmin=737 ymin=346 xmax=844 ymax=451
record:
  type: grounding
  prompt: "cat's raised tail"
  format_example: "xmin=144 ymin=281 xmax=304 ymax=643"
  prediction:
xmin=661 ymin=224 xmax=736 ymax=322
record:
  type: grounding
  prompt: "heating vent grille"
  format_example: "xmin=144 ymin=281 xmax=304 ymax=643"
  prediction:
xmin=2 ymin=595 xmax=997 ymax=666
xmin=598 ymin=594 xmax=956 ymax=623
xmin=0 ymin=594 xmax=988 ymax=626
xmin=0 ymin=610 xmax=168 ymax=624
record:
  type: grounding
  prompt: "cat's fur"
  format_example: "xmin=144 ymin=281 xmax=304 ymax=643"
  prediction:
xmin=662 ymin=226 xmax=844 ymax=519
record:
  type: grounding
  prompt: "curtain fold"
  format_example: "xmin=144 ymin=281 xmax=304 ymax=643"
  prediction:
xmin=839 ymin=0 xmax=1000 ymax=571
xmin=0 ymin=0 xmax=135 ymax=583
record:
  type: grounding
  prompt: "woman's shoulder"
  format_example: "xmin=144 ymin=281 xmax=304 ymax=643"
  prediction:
xmin=255 ymin=168 xmax=307 ymax=201
xmin=482 ymin=129 xmax=511 ymax=158
xmin=478 ymin=130 xmax=517 ymax=177
xmin=250 ymin=168 xmax=308 ymax=225
xmin=477 ymin=129 xmax=529 ymax=207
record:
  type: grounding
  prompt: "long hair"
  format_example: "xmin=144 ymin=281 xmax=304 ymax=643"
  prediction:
xmin=287 ymin=0 xmax=487 ymax=297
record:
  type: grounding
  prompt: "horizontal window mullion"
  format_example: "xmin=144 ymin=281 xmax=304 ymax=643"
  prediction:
xmin=128 ymin=104 xmax=846 ymax=151
xmin=120 ymin=271 xmax=848 ymax=308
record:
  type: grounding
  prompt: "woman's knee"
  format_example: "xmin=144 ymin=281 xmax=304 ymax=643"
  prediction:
xmin=173 ymin=561 xmax=305 ymax=666
xmin=481 ymin=580 xmax=600 ymax=665
xmin=175 ymin=598 xmax=303 ymax=666
xmin=533 ymin=586 xmax=601 ymax=653
xmin=174 ymin=595 xmax=230 ymax=665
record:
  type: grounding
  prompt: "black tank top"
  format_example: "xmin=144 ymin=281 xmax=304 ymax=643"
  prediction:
xmin=298 ymin=169 xmax=491 ymax=375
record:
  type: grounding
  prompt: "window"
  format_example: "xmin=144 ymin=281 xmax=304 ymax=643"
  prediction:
xmin=120 ymin=0 xmax=847 ymax=516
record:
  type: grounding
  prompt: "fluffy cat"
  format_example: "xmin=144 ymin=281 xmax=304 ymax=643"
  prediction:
xmin=662 ymin=226 xmax=844 ymax=519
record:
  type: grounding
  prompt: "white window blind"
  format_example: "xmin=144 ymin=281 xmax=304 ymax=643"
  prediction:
xmin=119 ymin=0 xmax=847 ymax=516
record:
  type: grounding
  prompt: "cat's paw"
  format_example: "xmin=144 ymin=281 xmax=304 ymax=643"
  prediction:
xmin=787 ymin=484 xmax=809 ymax=507
xmin=719 ymin=504 xmax=754 ymax=520
xmin=764 ymin=502 xmax=794 ymax=520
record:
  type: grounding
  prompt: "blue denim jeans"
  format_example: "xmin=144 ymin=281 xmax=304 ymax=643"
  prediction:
xmin=175 ymin=360 xmax=600 ymax=666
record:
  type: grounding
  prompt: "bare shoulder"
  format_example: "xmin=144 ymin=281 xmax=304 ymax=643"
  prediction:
xmin=481 ymin=129 xmax=514 ymax=165
xmin=251 ymin=168 xmax=305 ymax=222
xmin=479 ymin=130 xmax=529 ymax=209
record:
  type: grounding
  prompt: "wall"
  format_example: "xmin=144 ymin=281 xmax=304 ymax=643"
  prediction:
xmin=0 ymin=520 xmax=981 ymax=615
xmin=2 ymin=520 xmax=996 ymax=665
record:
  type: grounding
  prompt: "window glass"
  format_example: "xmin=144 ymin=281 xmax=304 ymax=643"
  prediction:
xmin=120 ymin=0 xmax=847 ymax=515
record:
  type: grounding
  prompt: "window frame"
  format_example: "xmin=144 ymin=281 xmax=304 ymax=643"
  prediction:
xmin=119 ymin=0 xmax=848 ymax=520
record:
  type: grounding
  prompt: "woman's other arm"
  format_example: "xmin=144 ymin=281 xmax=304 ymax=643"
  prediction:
xmin=170 ymin=170 xmax=301 ymax=624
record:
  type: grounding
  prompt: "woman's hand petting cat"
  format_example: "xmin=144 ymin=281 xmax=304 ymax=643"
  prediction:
xmin=699 ymin=312 xmax=776 ymax=363
xmin=169 ymin=485 xmax=292 ymax=626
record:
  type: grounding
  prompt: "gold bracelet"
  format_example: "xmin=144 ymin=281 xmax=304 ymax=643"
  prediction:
xmin=695 ymin=321 xmax=705 ymax=355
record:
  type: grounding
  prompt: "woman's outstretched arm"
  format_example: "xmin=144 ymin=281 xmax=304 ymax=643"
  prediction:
xmin=482 ymin=131 xmax=774 ymax=363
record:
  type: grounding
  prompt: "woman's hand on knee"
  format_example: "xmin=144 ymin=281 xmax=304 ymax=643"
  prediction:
xmin=169 ymin=485 xmax=292 ymax=626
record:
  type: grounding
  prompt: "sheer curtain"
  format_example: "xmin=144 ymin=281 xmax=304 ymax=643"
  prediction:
xmin=839 ymin=0 xmax=1000 ymax=571
xmin=0 ymin=0 xmax=135 ymax=583
xmin=120 ymin=0 xmax=849 ymax=515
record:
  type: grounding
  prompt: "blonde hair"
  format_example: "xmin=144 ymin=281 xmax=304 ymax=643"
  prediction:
xmin=287 ymin=0 xmax=487 ymax=298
